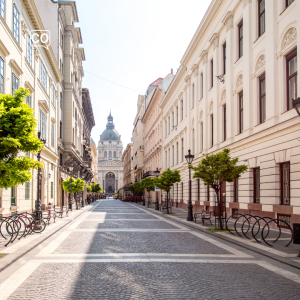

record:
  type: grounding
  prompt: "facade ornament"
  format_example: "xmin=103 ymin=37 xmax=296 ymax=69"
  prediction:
xmin=210 ymin=34 xmax=219 ymax=50
xmin=192 ymin=118 xmax=194 ymax=126
xmin=49 ymin=78 xmax=53 ymax=87
xmin=223 ymin=12 xmax=234 ymax=32
xmin=200 ymin=110 xmax=203 ymax=121
xmin=282 ymin=27 xmax=297 ymax=51
xmin=21 ymin=20 xmax=28 ymax=37
xmin=255 ymin=55 xmax=266 ymax=72
xmin=243 ymin=0 xmax=252 ymax=8
xmin=220 ymin=89 xmax=226 ymax=104
xmin=236 ymin=74 xmax=243 ymax=89
xmin=34 ymin=47 xmax=40 ymax=61
xmin=55 ymin=90 xmax=58 ymax=99
xmin=209 ymin=101 xmax=213 ymax=113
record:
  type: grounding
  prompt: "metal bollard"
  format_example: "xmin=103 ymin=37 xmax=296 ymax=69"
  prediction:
xmin=292 ymin=223 xmax=300 ymax=257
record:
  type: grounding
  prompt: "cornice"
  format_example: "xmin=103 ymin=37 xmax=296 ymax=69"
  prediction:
xmin=0 ymin=40 xmax=10 ymax=57
xmin=10 ymin=59 xmax=23 ymax=76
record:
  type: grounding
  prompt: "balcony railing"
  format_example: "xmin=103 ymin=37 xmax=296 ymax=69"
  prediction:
xmin=143 ymin=171 xmax=155 ymax=179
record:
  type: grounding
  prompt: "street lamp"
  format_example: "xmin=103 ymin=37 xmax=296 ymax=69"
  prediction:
xmin=69 ymin=163 xmax=74 ymax=210
xmin=34 ymin=132 xmax=46 ymax=220
xmin=185 ymin=149 xmax=195 ymax=221
xmin=292 ymin=98 xmax=300 ymax=117
xmin=154 ymin=167 xmax=160 ymax=211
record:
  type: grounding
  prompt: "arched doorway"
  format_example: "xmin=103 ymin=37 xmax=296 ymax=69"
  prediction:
xmin=105 ymin=172 xmax=115 ymax=194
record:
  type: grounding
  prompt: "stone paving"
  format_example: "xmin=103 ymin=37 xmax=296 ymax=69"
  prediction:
xmin=1 ymin=199 xmax=300 ymax=300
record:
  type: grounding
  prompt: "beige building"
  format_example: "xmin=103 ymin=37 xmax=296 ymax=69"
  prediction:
xmin=122 ymin=143 xmax=134 ymax=199
xmin=90 ymin=138 xmax=98 ymax=184
xmin=161 ymin=0 xmax=300 ymax=226
xmin=142 ymin=73 xmax=174 ymax=203
xmin=0 ymin=0 xmax=62 ymax=215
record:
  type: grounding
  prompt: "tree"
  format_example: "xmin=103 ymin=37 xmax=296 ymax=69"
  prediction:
xmin=128 ymin=184 xmax=135 ymax=198
xmin=0 ymin=88 xmax=44 ymax=188
xmin=190 ymin=148 xmax=248 ymax=230
xmin=62 ymin=177 xmax=85 ymax=209
xmin=132 ymin=181 xmax=143 ymax=199
xmin=141 ymin=177 xmax=155 ymax=206
xmin=86 ymin=185 xmax=92 ymax=193
xmin=155 ymin=169 xmax=181 ymax=214
xmin=90 ymin=183 xmax=103 ymax=200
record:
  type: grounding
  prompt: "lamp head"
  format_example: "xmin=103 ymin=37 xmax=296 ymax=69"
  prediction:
xmin=69 ymin=163 xmax=74 ymax=172
xmin=185 ymin=149 xmax=195 ymax=165
xmin=154 ymin=167 xmax=160 ymax=177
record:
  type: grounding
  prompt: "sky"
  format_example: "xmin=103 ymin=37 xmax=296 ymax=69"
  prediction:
xmin=75 ymin=0 xmax=211 ymax=148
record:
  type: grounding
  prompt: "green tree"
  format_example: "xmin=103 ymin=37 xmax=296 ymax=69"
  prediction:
xmin=86 ymin=185 xmax=92 ymax=193
xmin=190 ymin=148 xmax=248 ymax=230
xmin=0 ymin=88 xmax=44 ymax=188
xmin=132 ymin=181 xmax=143 ymax=197
xmin=155 ymin=169 xmax=181 ymax=214
xmin=62 ymin=177 xmax=85 ymax=209
xmin=141 ymin=177 xmax=155 ymax=206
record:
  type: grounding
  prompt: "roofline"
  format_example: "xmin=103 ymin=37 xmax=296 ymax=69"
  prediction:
xmin=58 ymin=1 xmax=79 ymax=22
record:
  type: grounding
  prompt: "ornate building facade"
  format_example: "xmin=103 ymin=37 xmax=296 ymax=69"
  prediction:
xmin=97 ymin=113 xmax=123 ymax=195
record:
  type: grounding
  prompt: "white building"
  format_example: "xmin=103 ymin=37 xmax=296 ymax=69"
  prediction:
xmin=161 ymin=0 xmax=300 ymax=226
xmin=97 ymin=113 xmax=123 ymax=195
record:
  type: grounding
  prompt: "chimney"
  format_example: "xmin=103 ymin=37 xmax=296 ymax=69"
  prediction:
xmin=171 ymin=68 xmax=173 ymax=74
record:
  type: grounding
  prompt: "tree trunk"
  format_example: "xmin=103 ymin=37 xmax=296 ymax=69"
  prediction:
xmin=166 ymin=191 xmax=169 ymax=214
xmin=148 ymin=191 xmax=150 ymax=207
xmin=215 ymin=188 xmax=223 ymax=230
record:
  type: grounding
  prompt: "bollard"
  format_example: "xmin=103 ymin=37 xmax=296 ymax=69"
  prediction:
xmin=292 ymin=223 xmax=300 ymax=257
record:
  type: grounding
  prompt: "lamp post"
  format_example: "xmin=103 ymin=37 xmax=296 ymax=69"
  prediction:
xmin=34 ymin=132 xmax=46 ymax=220
xmin=68 ymin=163 xmax=74 ymax=211
xmin=185 ymin=149 xmax=195 ymax=221
xmin=154 ymin=167 xmax=160 ymax=211
xmin=292 ymin=98 xmax=300 ymax=117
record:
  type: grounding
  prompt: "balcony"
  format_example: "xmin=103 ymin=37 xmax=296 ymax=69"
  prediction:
xmin=139 ymin=145 xmax=144 ymax=151
xmin=142 ymin=171 xmax=155 ymax=179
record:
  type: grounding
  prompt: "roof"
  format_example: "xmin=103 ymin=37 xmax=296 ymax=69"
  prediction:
xmin=100 ymin=112 xmax=121 ymax=141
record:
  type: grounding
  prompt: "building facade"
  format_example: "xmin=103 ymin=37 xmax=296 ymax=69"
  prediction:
xmin=90 ymin=138 xmax=98 ymax=184
xmin=160 ymin=0 xmax=300 ymax=226
xmin=0 ymin=0 xmax=62 ymax=215
xmin=142 ymin=72 xmax=174 ymax=202
xmin=122 ymin=143 xmax=134 ymax=198
xmin=97 ymin=113 xmax=123 ymax=195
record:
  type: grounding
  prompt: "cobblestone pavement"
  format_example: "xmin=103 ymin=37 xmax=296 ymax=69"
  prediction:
xmin=1 ymin=199 xmax=300 ymax=300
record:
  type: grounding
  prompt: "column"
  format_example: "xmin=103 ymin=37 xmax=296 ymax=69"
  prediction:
xmin=242 ymin=0 xmax=253 ymax=133
xmin=202 ymin=51 xmax=208 ymax=151
xmin=297 ymin=0 xmax=300 ymax=97
xmin=224 ymin=13 xmax=234 ymax=140
xmin=185 ymin=77 xmax=191 ymax=151
xmin=211 ymin=34 xmax=220 ymax=146
xmin=194 ymin=67 xmax=199 ymax=154
xmin=265 ymin=0 xmax=278 ymax=123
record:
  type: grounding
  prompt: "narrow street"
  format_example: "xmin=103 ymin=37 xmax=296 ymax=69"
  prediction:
xmin=0 ymin=199 xmax=300 ymax=300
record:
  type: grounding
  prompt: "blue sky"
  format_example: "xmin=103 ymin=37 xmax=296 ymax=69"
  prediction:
xmin=75 ymin=0 xmax=211 ymax=147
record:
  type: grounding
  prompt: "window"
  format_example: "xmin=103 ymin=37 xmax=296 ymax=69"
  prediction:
xmin=60 ymin=92 xmax=62 ymax=109
xmin=238 ymin=20 xmax=243 ymax=58
xmin=52 ymin=85 xmax=55 ymax=105
xmin=60 ymin=121 xmax=62 ymax=138
xmin=192 ymin=129 xmax=195 ymax=154
xmin=176 ymin=142 xmax=179 ymax=164
xmin=51 ymin=163 xmax=54 ymax=171
xmin=200 ymin=122 xmax=203 ymax=152
xmin=60 ymin=153 xmax=63 ymax=167
xmin=200 ymin=73 xmax=203 ymax=99
xmin=25 ymin=182 xmax=30 ymax=200
xmin=165 ymin=151 xmax=167 ymax=169
xmin=165 ymin=120 xmax=167 ymax=137
xmin=207 ymin=185 xmax=210 ymax=201
xmin=259 ymin=73 xmax=266 ymax=124
xmin=51 ymin=182 xmax=54 ymax=199
xmin=168 ymin=116 xmax=170 ymax=134
xmin=104 ymin=151 xmax=107 ymax=157
xmin=172 ymin=145 xmax=174 ymax=166
xmin=168 ymin=148 xmax=170 ymax=168
xmin=181 ymin=99 xmax=183 ymax=120
xmin=239 ymin=91 xmax=243 ymax=134
xmin=12 ymin=73 xmax=19 ymax=94
xmin=258 ymin=0 xmax=265 ymax=37
xmin=211 ymin=114 xmax=213 ymax=147
xmin=176 ymin=106 xmax=178 ymax=125
xmin=286 ymin=48 xmax=297 ymax=111
xmin=211 ymin=60 xmax=213 ymax=88
xmin=26 ymin=95 xmax=31 ymax=107
xmin=0 ymin=0 xmax=5 ymax=19
xmin=277 ymin=214 xmax=291 ymax=229
xmin=40 ymin=61 xmax=47 ymax=91
xmin=109 ymin=151 xmax=112 ymax=158
xmin=197 ymin=179 xmax=200 ymax=201
xmin=114 ymin=151 xmax=116 ymax=158
xmin=253 ymin=167 xmax=260 ymax=203
xmin=223 ymin=43 xmax=226 ymax=74
xmin=280 ymin=162 xmax=290 ymax=205
xmin=181 ymin=138 xmax=184 ymax=162
xmin=11 ymin=187 xmax=15 ymax=206
xmin=172 ymin=111 xmax=174 ymax=130
xmin=51 ymin=123 xmax=55 ymax=147
xmin=27 ymin=35 xmax=33 ymax=67
xmin=0 ymin=57 xmax=4 ymax=94
xmin=40 ymin=110 xmax=47 ymax=140
xmin=286 ymin=0 xmax=294 ymax=7
xmin=192 ymin=83 xmax=195 ymax=109
xmin=13 ymin=4 xmax=20 ymax=43
xmin=234 ymin=179 xmax=238 ymax=202
xmin=223 ymin=104 xmax=226 ymax=141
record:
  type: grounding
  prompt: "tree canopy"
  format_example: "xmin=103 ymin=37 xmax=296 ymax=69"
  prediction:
xmin=0 ymin=88 xmax=44 ymax=188
xmin=91 ymin=182 xmax=102 ymax=193
xmin=62 ymin=177 xmax=85 ymax=194
xmin=140 ymin=177 xmax=155 ymax=193
xmin=132 ymin=181 xmax=143 ymax=195
xmin=86 ymin=186 xmax=92 ymax=193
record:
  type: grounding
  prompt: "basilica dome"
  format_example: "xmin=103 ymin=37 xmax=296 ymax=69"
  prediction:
xmin=100 ymin=112 xmax=121 ymax=141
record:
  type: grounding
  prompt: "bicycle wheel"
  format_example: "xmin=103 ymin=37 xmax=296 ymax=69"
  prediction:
xmin=30 ymin=219 xmax=46 ymax=233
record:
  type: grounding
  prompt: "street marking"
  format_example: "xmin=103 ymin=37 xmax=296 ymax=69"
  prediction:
xmin=0 ymin=261 xmax=42 ymax=300
xmin=71 ymin=229 xmax=190 ymax=232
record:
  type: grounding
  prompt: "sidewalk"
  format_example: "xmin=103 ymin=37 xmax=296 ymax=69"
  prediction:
xmin=131 ymin=202 xmax=300 ymax=268
xmin=0 ymin=202 xmax=96 ymax=272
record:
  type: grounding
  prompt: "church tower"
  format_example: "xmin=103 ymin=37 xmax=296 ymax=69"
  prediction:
xmin=97 ymin=112 xmax=123 ymax=195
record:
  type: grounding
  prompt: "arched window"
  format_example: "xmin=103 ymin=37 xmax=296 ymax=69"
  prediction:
xmin=113 ymin=151 xmax=116 ymax=158
xmin=109 ymin=151 xmax=112 ymax=157
xmin=104 ymin=151 xmax=107 ymax=157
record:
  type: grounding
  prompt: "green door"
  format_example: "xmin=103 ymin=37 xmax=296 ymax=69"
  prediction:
xmin=11 ymin=187 xmax=16 ymax=206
